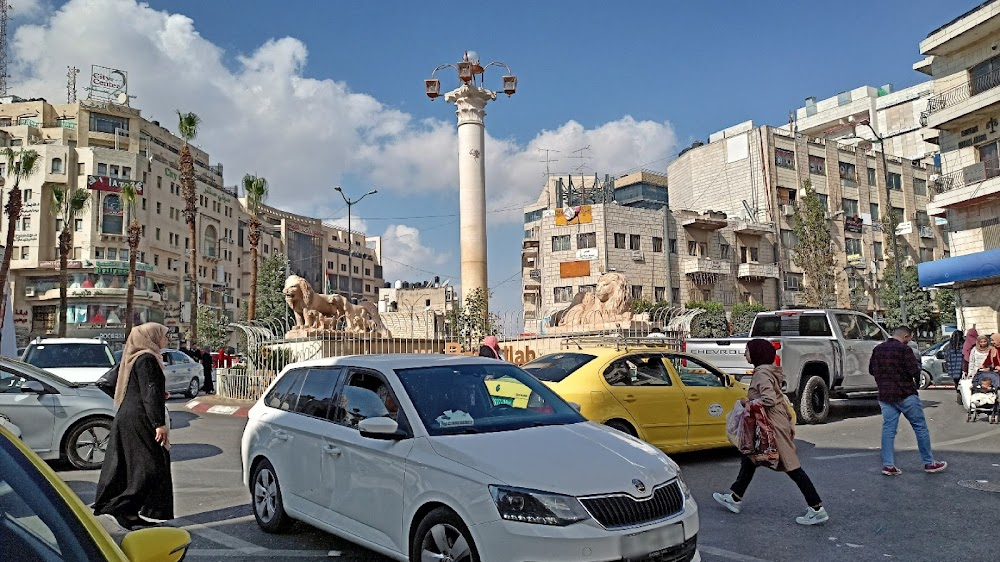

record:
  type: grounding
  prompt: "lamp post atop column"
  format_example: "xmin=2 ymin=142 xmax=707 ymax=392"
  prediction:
xmin=335 ymin=186 xmax=378 ymax=304
xmin=425 ymin=51 xmax=517 ymax=308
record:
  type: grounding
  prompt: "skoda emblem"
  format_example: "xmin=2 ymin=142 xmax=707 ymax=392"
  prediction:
xmin=632 ymin=479 xmax=646 ymax=493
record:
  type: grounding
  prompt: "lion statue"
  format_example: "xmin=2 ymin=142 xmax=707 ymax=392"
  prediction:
xmin=550 ymin=271 xmax=632 ymax=327
xmin=283 ymin=275 xmax=345 ymax=328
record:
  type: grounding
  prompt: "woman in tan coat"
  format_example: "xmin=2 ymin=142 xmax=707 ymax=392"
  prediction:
xmin=713 ymin=338 xmax=829 ymax=525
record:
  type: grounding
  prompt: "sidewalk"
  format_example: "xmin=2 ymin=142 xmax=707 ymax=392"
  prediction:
xmin=184 ymin=394 xmax=255 ymax=418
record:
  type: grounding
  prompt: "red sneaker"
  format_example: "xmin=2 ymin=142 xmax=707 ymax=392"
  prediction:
xmin=924 ymin=461 xmax=947 ymax=473
xmin=882 ymin=466 xmax=902 ymax=476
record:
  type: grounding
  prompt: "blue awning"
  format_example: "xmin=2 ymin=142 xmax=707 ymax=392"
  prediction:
xmin=918 ymin=248 xmax=1000 ymax=288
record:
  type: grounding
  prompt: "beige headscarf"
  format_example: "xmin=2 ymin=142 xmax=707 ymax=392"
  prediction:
xmin=114 ymin=323 xmax=168 ymax=406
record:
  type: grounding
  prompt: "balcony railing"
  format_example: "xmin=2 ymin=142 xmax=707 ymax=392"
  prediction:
xmin=921 ymin=67 xmax=1000 ymax=124
xmin=680 ymin=256 xmax=731 ymax=276
xmin=930 ymin=157 xmax=1000 ymax=199
xmin=737 ymin=262 xmax=780 ymax=280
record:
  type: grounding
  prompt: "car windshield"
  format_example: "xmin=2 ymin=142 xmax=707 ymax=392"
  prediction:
xmin=395 ymin=363 xmax=585 ymax=436
xmin=23 ymin=344 xmax=115 ymax=369
xmin=923 ymin=339 xmax=949 ymax=356
xmin=521 ymin=352 xmax=596 ymax=382
xmin=0 ymin=359 xmax=79 ymax=388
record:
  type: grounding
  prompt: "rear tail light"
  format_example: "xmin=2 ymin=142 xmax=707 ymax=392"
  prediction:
xmin=772 ymin=340 xmax=781 ymax=366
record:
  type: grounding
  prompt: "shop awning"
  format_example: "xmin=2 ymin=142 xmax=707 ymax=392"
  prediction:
xmin=918 ymin=248 xmax=1000 ymax=288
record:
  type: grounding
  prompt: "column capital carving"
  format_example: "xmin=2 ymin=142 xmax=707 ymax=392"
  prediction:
xmin=445 ymin=84 xmax=497 ymax=126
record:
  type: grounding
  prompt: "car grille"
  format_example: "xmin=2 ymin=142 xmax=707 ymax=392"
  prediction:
xmin=580 ymin=480 xmax=684 ymax=530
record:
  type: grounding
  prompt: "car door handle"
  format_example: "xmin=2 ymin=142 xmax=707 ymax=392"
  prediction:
xmin=688 ymin=394 xmax=700 ymax=401
xmin=622 ymin=395 xmax=637 ymax=403
xmin=323 ymin=445 xmax=342 ymax=456
xmin=274 ymin=430 xmax=291 ymax=441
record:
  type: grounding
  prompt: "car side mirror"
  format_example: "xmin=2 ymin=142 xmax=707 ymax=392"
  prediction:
xmin=568 ymin=402 xmax=582 ymax=412
xmin=20 ymin=381 xmax=45 ymax=394
xmin=120 ymin=527 xmax=191 ymax=562
xmin=359 ymin=417 xmax=406 ymax=441
xmin=935 ymin=351 xmax=945 ymax=360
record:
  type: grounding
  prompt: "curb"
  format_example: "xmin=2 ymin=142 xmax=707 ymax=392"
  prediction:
xmin=185 ymin=399 xmax=252 ymax=418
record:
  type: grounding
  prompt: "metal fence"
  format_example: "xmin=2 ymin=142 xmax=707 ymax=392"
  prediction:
xmin=216 ymin=307 xmax=704 ymax=401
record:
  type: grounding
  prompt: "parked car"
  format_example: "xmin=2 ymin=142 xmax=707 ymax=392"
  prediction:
xmin=0 ymin=357 xmax=116 ymax=469
xmin=242 ymin=354 xmax=701 ymax=562
xmin=22 ymin=338 xmax=116 ymax=384
xmin=0 ymin=412 xmax=20 ymax=438
xmin=686 ymin=309 xmax=890 ymax=424
xmin=920 ymin=338 xmax=953 ymax=389
xmin=114 ymin=349 xmax=203 ymax=398
xmin=523 ymin=344 xmax=749 ymax=453
xmin=0 ymin=424 xmax=191 ymax=561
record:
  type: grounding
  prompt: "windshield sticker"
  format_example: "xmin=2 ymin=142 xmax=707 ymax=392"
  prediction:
xmin=708 ymin=403 xmax=724 ymax=417
xmin=436 ymin=410 xmax=474 ymax=427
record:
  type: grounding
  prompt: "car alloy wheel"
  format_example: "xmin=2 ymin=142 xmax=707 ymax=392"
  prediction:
xmin=421 ymin=522 xmax=472 ymax=562
xmin=255 ymin=467 xmax=278 ymax=524
xmin=186 ymin=377 xmax=200 ymax=398
xmin=66 ymin=418 xmax=111 ymax=470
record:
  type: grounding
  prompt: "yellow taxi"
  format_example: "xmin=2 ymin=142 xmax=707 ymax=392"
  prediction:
xmin=522 ymin=343 xmax=750 ymax=453
xmin=0 ymin=424 xmax=191 ymax=561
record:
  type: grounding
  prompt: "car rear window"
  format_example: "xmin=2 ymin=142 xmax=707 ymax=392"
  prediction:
xmin=521 ymin=353 xmax=597 ymax=382
xmin=751 ymin=314 xmax=831 ymax=337
xmin=23 ymin=344 xmax=115 ymax=369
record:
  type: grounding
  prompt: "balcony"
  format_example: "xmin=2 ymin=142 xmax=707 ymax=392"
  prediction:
xmin=782 ymin=291 xmax=810 ymax=307
xmin=681 ymin=216 xmax=728 ymax=231
xmin=733 ymin=221 xmax=773 ymax=236
xmin=928 ymin=157 xmax=1000 ymax=214
xmin=921 ymin=67 xmax=1000 ymax=129
xmin=919 ymin=225 xmax=935 ymax=239
xmin=737 ymin=262 xmax=779 ymax=280
xmin=680 ymin=256 xmax=731 ymax=277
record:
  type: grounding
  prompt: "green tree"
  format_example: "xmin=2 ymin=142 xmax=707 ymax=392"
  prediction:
xmin=177 ymin=111 xmax=201 ymax=339
xmin=791 ymin=181 xmax=838 ymax=307
xmin=0 ymin=149 xmax=41 ymax=314
xmin=243 ymin=174 xmax=270 ymax=321
xmin=254 ymin=252 xmax=289 ymax=324
xmin=935 ymin=288 xmax=957 ymax=326
xmin=197 ymin=304 xmax=230 ymax=350
xmin=878 ymin=260 xmax=935 ymax=330
xmin=49 ymin=185 xmax=90 ymax=337
xmin=120 ymin=182 xmax=142 ymax=336
xmin=686 ymin=300 xmax=729 ymax=338
xmin=447 ymin=287 xmax=500 ymax=351
xmin=731 ymin=302 xmax=767 ymax=334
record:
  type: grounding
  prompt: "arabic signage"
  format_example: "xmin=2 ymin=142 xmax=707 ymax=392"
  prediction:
xmin=847 ymin=253 xmax=864 ymax=268
xmin=88 ymin=175 xmax=144 ymax=195
xmin=286 ymin=221 xmax=323 ymax=238
xmin=895 ymin=221 xmax=913 ymax=236
xmin=844 ymin=216 xmax=864 ymax=234
xmin=13 ymin=233 xmax=38 ymax=243
xmin=576 ymin=248 xmax=599 ymax=261
xmin=88 ymin=65 xmax=128 ymax=103
xmin=38 ymin=260 xmax=83 ymax=270
xmin=92 ymin=260 xmax=154 ymax=275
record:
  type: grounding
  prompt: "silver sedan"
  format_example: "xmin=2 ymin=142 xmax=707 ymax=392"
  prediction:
xmin=0 ymin=358 xmax=116 ymax=470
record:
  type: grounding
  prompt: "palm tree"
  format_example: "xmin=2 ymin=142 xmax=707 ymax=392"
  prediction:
xmin=0 ymin=148 xmax=41 ymax=318
xmin=177 ymin=111 xmax=201 ymax=342
xmin=243 ymin=174 xmax=269 ymax=321
xmin=50 ymin=185 xmax=91 ymax=337
xmin=120 ymin=182 xmax=142 ymax=336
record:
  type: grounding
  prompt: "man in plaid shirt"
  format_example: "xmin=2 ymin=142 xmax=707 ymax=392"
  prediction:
xmin=869 ymin=325 xmax=947 ymax=476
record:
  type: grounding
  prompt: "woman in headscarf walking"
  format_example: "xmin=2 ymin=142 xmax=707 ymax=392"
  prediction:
xmin=478 ymin=335 xmax=505 ymax=360
xmin=967 ymin=333 xmax=995 ymax=379
xmin=713 ymin=338 xmax=828 ymax=525
xmin=963 ymin=327 xmax=979 ymax=375
xmin=93 ymin=323 xmax=173 ymax=531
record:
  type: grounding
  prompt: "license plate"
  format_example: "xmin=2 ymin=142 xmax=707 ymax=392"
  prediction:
xmin=621 ymin=523 xmax=684 ymax=559
xmin=491 ymin=396 xmax=514 ymax=406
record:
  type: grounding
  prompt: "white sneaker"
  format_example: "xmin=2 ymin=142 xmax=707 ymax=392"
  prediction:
xmin=712 ymin=492 xmax=742 ymax=514
xmin=795 ymin=506 xmax=829 ymax=525
xmin=96 ymin=513 xmax=129 ymax=537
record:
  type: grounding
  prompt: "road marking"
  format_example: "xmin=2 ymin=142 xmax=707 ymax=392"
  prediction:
xmin=175 ymin=517 xmax=264 ymax=552
xmin=814 ymin=451 xmax=878 ymax=460
xmin=207 ymin=405 xmax=240 ymax=415
xmin=186 ymin=549 xmax=330 ymax=558
xmin=700 ymin=545 xmax=772 ymax=561
xmin=933 ymin=426 xmax=1000 ymax=448
xmin=813 ymin=427 xmax=1000 ymax=461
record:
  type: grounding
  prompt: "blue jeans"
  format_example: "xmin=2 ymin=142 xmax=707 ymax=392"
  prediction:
xmin=880 ymin=394 xmax=934 ymax=467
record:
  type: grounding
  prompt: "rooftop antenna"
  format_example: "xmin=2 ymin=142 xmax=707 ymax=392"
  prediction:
xmin=537 ymin=147 xmax=559 ymax=177
xmin=569 ymin=145 xmax=592 ymax=174
xmin=66 ymin=66 xmax=79 ymax=103
xmin=0 ymin=1 xmax=10 ymax=97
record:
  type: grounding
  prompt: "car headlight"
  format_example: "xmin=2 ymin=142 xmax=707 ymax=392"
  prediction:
xmin=489 ymin=485 xmax=590 ymax=526
xmin=676 ymin=475 xmax=692 ymax=500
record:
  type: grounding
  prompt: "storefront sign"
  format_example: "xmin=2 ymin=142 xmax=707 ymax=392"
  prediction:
xmin=576 ymin=248 xmax=599 ymax=261
xmin=844 ymin=216 xmax=864 ymax=234
xmin=92 ymin=260 xmax=153 ymax=275
xmin=22 ymin=202 xmax=40 ymax=214
xmin=286 ymin=221 xmax=323 ymax=238
xmin=87 ymin=175 xmax=144 ymax=195
xmin=38 ymin=260 xmax=83 ymax=270
xmin=14 ymin=233 xmax=38 ymax=242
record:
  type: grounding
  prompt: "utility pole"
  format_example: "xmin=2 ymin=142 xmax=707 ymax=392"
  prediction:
xmin=0 ymin=1 xmax=10 ymax=97
xmin=334 ymin=186 xmax=377 ymax=303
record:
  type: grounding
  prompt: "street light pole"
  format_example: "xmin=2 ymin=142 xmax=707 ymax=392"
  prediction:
xmin=335 ymin=186 xmax=377 ymax=303
xmin=861 ymin=120 xmax=908 ymax=326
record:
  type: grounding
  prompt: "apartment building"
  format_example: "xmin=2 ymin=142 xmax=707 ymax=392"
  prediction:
xmin=915 ymin=0 xmax=1000 ymax=332
xmin=667 ymin=122 xmax=945 ymax=316
xmin=0 ymin=95 xmax=383 ymax=346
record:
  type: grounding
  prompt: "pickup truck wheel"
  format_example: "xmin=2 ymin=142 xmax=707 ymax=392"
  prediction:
xmin=797 ymin=376 xmax=830 ymax=424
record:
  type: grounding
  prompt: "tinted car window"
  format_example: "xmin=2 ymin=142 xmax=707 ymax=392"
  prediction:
xmin=24 ymin=344 xmax=114 ymax=369
xmin=751 ymin=314 xmax=832 ymax=337
xmin=667 ymin=354 xmax=727 ymax=387
xmin=603 ymin=355 xmax=671 ymax=386
xmin=836 ymin=313 xmax=864 ymax=340
xmin=293 ymin=368 xmax=342 ymax=420
xmin=264 ymin=369 xmax=306 ymax=411
xmin=0 ymin=370 xmax=29 ymax=393
xmin=169 ymin=352 xmax=191 ymax=364
xmin=521 ymin=353 xmax=597 ymax=382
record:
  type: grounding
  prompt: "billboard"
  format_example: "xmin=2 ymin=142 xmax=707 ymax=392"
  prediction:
xmin=88 ymin=65 xmax=129 ymax=104
xmin=88 ymin=175 xmax=144 ymax=195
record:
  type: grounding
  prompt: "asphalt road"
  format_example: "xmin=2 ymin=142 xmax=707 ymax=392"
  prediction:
xmin=55 ymin=390 xmax=995 ymax=562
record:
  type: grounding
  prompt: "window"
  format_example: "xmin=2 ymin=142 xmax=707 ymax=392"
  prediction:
xmin=576 ymin=232 xmax=596 ymax=249
xmin=20 ymin=247 xmax=29 ymax=260
xmin=155 ymin=227 xmax=160 ymax=240
xmin=89 ymin=112 xmax=129 ymax=134
xmin=101 ymin=194 xmax=123 ymax=234
xmin=873 ymin=242 xmax=883 ymax=261
xmin=204 ymin=225 xmax=218 ymax=257
xmin=868 ymin=167 xmax=877 ymax=186
xmin=915 ymin=211 xmax=930 ymax=227
xmin=891 ymin=206 xmax=905 ymax=224
xmin=920 ymin=247 xmax=935 ymax=263
xmin=341 ymin=264 xmax=347 ymax=272
xmin=654 ymin=287 xmax=665 ymax=302
xmin=141 ymin=198 xmax=146 ymax=210
xmin=353 ymin=266 xmax=359 ymax=274
xmin=816 ymin=193 xmax=829 ymax=212
xmin=264 ymin=369 xmax=307 ymax=411
xmin=554 ymin=286 xmax=573 ymax=303
xmin=74 ymin=218 xmax=83 ymax=232
xmin=51 ymin=158 xmax=63 ymax=173
xmin=521 ymin=352 xmax=598 ymax=383
xmin=551 ymin=235 xmax=571 ymax=252
xmin=365 ymin=268 xmax=371 ymax=276
xmin=107 ymin=248 xmax=117 ymax=260
xmin=838 ymin=161 xmax=856 ymax=181
xmin=845 ymin=238 xmax=863 ymax=256
xmin=335 ymin=371 xmax=400 ymax=427
xmin=784 ymin=272 xmax=803 ymax=291
xmin=293 ymin=368 xmax=343 ymax=420
xmin=97 ymin=163 xmax=107 ymax=176
xmin=887 ymin=172 xmax=902 ymax=191
xmin=869 ymin=203 xmax=880 ymax=221
xmin=671 ymin=288 xmax=680 ymax=303
xmin=603 ymin=354 xmax=671 ymax=386
xmin=614 ymin=233 xmax=626 ymax=249
xmin=156 ymin=202 xmax=161 ymax=214
xmin=524 ymin=209 xmax=544 ymax=223
xmin=22 ymin=189 xmax=32 ymax=201
xmin=835 ymin=313 xmax=865 ymax=340
xmin=153 ymin=254 xmax=159 ymax=266
xmin=780 ymin=229 xmax=798 ymax=249
xmin=120 ymin=249 xmax=128 ymax=261
xmin=652 ymin=237 xmax=663 ymax=252
xmin=630 ymin=285 xmax=643 ymax=300
xmin=668 ymin=238 xmax=677 ymax=254
xmin=778 ymin=187 xmax=797 ymax=205
xmin=94 ymin=248 xmax=104 ymax=259
xmin=980 ymin=141 xmax=999 ymax=179
xmin=122 ymin=166 xmax=131 ymax=179
xmin=720 ymin=243 xmax=731 ymax=260
xmin=913 ymin=178 xmax=927 ymax=196
xmin=667 ymin=353 xmax=727 ymax=387
xmin=970 ymin=54 xmax=1000 ymax=96
xmin=808 ymin=155 xmax=826 ymax=175
xmin=77 ymin=162 xmax=84 ymax=175
xmin=629 ymin=234 xmax=641 ymax=251
xmin=578 ymin=284 xmax=596 ymax=293
xmin=22 ymin=217 xmax=30 ymax=231
xmin=775 ymin=148 xmax=795 ymax=169
xmin=109 ymin=165 xmax=119 ymax=178
xmin=842 ymin=198 xmax=859 ymax=217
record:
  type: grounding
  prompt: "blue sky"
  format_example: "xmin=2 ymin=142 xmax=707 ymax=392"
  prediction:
xmin=10 ymin=0 xmax=976 ymax=311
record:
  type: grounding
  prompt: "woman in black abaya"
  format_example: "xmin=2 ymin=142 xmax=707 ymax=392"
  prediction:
xmin=93 ymin=323 xmax=173 ymax=531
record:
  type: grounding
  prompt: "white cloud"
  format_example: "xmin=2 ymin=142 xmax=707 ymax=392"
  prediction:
xmin=379 ymin=224 xmax=451 ymax=283
xmin=325 ymin=215 xmax=369 ymax=236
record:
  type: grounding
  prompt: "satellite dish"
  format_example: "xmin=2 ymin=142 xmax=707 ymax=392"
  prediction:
xmin=116 ymin=92 xmax=128 ymax=105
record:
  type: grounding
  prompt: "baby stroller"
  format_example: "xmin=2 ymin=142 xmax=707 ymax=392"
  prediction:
xmin=960 ymin=371 xmax=999 ymax=423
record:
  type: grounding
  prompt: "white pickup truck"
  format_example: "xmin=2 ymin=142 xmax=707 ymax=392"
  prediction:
xmin=686 ymin=309 xmax=891 ymax=424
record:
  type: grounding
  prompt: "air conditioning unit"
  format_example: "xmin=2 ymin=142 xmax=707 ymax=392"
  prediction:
xmin=631 ymin=250 xmax=644 ymax=261
xmin=24 ymin=287 xmax=35 ymax=297
xmin=782 ymin=205 xmax=795 ymax=216
xmin=903 ymin=255 xmax=916 ymax=268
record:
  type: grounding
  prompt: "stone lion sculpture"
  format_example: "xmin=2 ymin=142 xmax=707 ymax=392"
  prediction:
xmin=283 ymin=275 xmax=345 ymax=329
xmin=550 ymin=271 xmax=632 ymax=327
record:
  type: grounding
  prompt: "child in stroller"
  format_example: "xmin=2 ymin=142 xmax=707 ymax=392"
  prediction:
xmin=966 ymin=370 xmax=999 ymax=423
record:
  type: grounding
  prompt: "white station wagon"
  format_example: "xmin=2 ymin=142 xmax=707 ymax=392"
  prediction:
xmin=241 ymin=354 xmax=700 ymax=562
